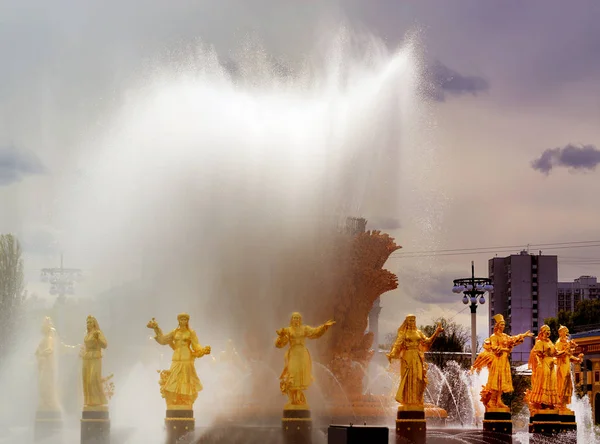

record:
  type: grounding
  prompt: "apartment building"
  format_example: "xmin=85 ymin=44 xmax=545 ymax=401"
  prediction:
xmin=558 ymin=275 xmax=600 ymax=312
xmin=488 ymin=251 xmax=558 ymax=364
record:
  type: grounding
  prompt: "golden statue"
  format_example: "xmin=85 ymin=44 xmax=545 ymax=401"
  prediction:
xmin=275 ymin=312 xmax=335 ymax=409
xmin=81 ymin=315 xmax=111 ymax=410
xmin=147 ymin=313 xmax=211 ymax=409
xmin=35 ymin=317 xmax=61 ymax=412
xmin=386 ymin=314 xmax=443 ymax=410
xmin=527 ymin=324 xmax=559 ymax=413
xmin=472 ymin=314 xmax=533 ymax=411
xmin=555 ymin=325 xmax=584 ymax=413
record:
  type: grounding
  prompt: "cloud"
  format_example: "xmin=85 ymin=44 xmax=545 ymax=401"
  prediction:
xmin=531 ymin=144 xmax=600 ymax=174
xmin=394 ymin=269 xmax=458 ymax=305
xmin=423 ymin=61 xmax=490 ymax=102
xmin=0 ymin=145 xmax=45 ymax=186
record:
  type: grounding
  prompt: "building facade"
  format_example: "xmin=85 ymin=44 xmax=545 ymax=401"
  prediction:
xmin=488 ymin=251 xmax=558 ymax=364
xmin=558 ymin=275 xmax=600 ymax=312
xmin=571 ymin=329 xmax=600 ymax=425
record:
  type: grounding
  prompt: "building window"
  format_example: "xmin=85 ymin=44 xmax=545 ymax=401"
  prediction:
xmin=595 ymin=372 xmax=600 ymax=383
xmin=575 ymin=373 xmax=581 ymax=384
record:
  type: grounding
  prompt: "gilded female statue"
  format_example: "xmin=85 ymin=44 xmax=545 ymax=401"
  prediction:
xmin=81 ymin=315 xmax=109 ymax=409
xmin=472 ymin=314 xmax=532 ymax=410
xmin=527 ymin=324 xmax=559 ymax=411
xmin=275 ymin=312 xmax=335 ymax=408
xmin=147 ymin=313 xmax=211 ymax=409
xmin=35 ymin=317 xmax=60 ymax=412
xmin=386 ymin=314 xmax=443 ymax=409
xmin=555 ymin=325 xmax=583 ymax=412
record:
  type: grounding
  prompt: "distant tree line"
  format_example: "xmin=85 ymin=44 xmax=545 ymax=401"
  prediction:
xmin=0 ymin=234 xmax=25 ymax=362
xmin=544 ymin=299 xmax=600 ymax=341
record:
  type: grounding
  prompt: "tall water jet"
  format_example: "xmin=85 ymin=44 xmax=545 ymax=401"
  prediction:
xmin=50 ymin=28 xmax=431 ymax=421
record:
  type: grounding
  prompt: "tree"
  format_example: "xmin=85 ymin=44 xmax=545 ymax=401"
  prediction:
xmin=545 ymin=299 xmax=600 ymax=341
xmin=0 ymin=234 xmax=25 ymax=360
xmin=572 ymin=299 xmax=600 ymax=329
xmin=503 ymin=366 xmax=531 ymax=416
xmin=420 ymin=317 xmax=470 ymax=353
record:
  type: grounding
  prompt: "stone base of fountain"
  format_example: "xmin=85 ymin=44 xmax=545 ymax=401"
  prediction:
xmin=327 ymin=424 xmax=388 ymax=443
xmin=81 ymin=408 xmax=110 ymax=444
xmin=395 ymin=408 xmax=426 ymax=444
xmin=34 ymin=410 xmax=63 ymax=442
xmin=230 ymin=395 xmax=447 ymax=429
xmin=315 ymin=395 xmax=447 ymax=427
xmin=165 ymin=409 xmax=195 ymax=444
xmin=282 ymin=408 xmax=312 ymax=444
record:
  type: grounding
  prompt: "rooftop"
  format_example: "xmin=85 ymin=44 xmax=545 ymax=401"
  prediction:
xmin=571 ymin=328 xmax=600 ymax=339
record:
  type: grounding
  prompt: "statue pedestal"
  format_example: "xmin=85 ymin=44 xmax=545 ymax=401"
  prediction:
xmin=483 ymin=408 xmax=512 ymax=435
xmin=395 ymin=407 xmax=426 ymax=444
xmin=34 ymin=410 xmax=62 ymax=442
xmin=81 ymin=408 xmax=110 ymax=444
xmin=529 ymin=409 xmax=560 ymax=436
xmin=328 ymin=424 xmax=389 ymax=444
xmin=282 ymin=407 xmax=312 ymax=444
xmin=558 ymin=410 xmax=577 ymax=433
xmin=482 ymin=409 xmax=512 ymax=443
xmin=165 ymin=409 xmax=195 ymax=444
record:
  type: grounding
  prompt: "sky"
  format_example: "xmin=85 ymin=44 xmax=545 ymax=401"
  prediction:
xmin=1 ymin=0 xmax=600 ymax=343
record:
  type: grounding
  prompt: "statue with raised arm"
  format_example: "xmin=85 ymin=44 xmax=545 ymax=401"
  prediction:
xmin=275 ymin=312 xmax=335 ymax=409
xmin=82 ymin=315 xmax=111 ymax=410
xmin=386 ymin=314 xmax=443 ymax=409
xmin=473 ymin=314 xmax=533 ymax=411
xmin=147 ymin=313 xmax=211 ymax=409
xmin=555 ymin=325 xmax=583 ymax=413
xmin=35 ymin=317 xmax=61 ymax=412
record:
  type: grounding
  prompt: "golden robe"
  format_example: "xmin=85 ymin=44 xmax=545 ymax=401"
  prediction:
xmin=394 ymin=329 xmax=429 ymax=405
xmin=36 ymin=329 xmax=60 ymax=411
xmin=529 ymin=338 xmax=558 ymax=406
xmin=276 ymin=324 xmax=328 ymax=393
xmin=82 ymin=330 xmax=108 ymax=407
xmin=555 ymin=338 xmax=575 ymax=405
xmin=485 ymin=332 xmax=515 ymax=393
xmin=156 ymin=328 xmax=207 ymax=405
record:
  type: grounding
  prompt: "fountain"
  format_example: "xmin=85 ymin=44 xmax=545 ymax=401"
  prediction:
xmin=2 ymin=23 xmax=599 ymax=444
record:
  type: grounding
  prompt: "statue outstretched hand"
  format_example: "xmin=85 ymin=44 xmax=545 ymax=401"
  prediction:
xmin=435 ymin=323 xmax=444 ymax=334
xmin=193 ymin=345 xmax=211 ymax=358
xmin=324 ymin=320 xmax=336 ymax=328
xmin=147 ymin=318 xmax=159 ymax=330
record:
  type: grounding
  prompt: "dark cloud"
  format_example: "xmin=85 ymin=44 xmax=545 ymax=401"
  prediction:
xmin=531 ymin=144 xmax=600 ymax=174
xmin=0 ymin=145 xmax=45 ymax=186
xmin=396 ymin=270 xmax=458 ymax=304
xmin=343 ymin=1 xmax=600 ymax=101
xmin=424 ymin=62 xmax=490 ymax=102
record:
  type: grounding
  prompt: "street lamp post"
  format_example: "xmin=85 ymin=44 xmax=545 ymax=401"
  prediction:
xmin=452 ymin=261 xmax=493 ymax=366
xmin=40 ymin=253 xmax=83 ymax=333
